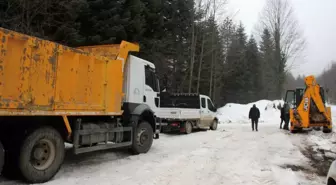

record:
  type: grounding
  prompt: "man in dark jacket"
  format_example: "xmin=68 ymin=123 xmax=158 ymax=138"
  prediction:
xmin=280 ymin=106 xmax=285 ymax=129
xmin=283 ymin=103 xmax=290 ymax=130
xmin=249 ymin=104 xmax=260 ymax=131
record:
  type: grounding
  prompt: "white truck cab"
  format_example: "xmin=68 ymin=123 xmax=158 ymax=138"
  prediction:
xmin=157 ymin=93 xmax=218 ymax=134
xmin=122 ymin=55 xmax=161 ymax=137
xmin=199 ymin=94 xmax=217 ymax=128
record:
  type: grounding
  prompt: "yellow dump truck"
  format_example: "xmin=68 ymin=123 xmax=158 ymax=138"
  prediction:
xmin=0 ymin=27 xmax=161 ymax=183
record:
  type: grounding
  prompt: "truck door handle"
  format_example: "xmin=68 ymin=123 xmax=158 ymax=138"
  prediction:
xmin=143 ymin=96 xmax=146 ymax=102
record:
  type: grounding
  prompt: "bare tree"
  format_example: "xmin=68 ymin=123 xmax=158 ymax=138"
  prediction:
xmin=258 ymin=0 xmax=306 ymax=69
xmin=257 ymin=0 xmax=306 ymax=97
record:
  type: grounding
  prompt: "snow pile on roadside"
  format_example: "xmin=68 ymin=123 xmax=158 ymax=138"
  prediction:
xmin=304 ymin=104 xmax=336 ymax=159
xmin=216 ymin=99 xmax=284 ymax=124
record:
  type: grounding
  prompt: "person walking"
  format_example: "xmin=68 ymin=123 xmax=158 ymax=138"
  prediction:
xmin=249 ymin=104 xmax=260 ymax=131
xmin=280 ymin=106 xmax=285 ymax=129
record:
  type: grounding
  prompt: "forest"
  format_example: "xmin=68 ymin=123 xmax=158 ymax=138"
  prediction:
xmin=0 ymin=0 xmax=308 ymax=106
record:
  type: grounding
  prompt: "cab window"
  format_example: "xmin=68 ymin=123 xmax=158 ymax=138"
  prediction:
xmin=145 ymin=66 xmax=159 ymax=92
xmin=201 ymin=98 xmax=206 ymax=108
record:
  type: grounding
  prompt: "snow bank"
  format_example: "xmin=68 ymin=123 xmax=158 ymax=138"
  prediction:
xmin=305 ymin=104 xmax=336 ymax=157
xmin=217 ymin=99 xmax=284 ymax=124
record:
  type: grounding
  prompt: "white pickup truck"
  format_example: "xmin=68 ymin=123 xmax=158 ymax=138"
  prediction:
xmin=157 ymin=93 xmax=219 ymax=134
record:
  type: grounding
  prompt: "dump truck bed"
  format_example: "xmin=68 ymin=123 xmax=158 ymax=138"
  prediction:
xmin=0 ymin=27 xmax=138 ymax=115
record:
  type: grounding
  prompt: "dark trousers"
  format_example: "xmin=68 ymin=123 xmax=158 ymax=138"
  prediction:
xmin=251 ymin=119 xmax=258 ymax=131
xmin=283 ymin=117 xmax=289 ymax=130
xmin=280 ymin=119 xmax=284 ymax=128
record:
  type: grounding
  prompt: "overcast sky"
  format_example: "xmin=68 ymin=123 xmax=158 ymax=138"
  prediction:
xmin=227 ymin=0 xmax=336 ymax=77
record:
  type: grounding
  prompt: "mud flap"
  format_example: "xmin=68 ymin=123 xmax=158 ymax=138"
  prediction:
xmin=0 ymin=141 xmax=4 ymax=175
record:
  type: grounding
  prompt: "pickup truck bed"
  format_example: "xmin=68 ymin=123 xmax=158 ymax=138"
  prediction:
xmin=156 ymin=108 xmax=200 ymax=120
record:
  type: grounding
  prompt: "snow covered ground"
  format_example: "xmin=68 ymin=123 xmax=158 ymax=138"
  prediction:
xmin=0 ymin=100 xmax=335 ymax=185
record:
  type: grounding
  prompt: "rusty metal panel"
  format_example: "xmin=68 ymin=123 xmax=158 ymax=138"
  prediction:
xmin=28 ymin=38 xmax=58 ymax=110
xmin=0 ymin=28 xmax=124 ymax=115
xmin=78 ymin=45 xmax=120 ymax=60
xmin=105 ymin=59 xmax=123 ymax=113
xmin=0 ymin=29 xmax=31 ymax=109
xmin=54 ymin=46 xmax=109 ymax=111
xmin=0 ymin=27 xmax=140 ymax=115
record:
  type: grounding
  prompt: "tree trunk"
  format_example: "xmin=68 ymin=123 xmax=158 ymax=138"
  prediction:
xmin=188 ymin=9 xmax=196 ymax=93
xmin=197 ymin=36 xmax=205 ymax=94
xmin=212 ymin=49 xmax=217 ymax=102
xmin=209 ymin=0 xmax=216 ymax=97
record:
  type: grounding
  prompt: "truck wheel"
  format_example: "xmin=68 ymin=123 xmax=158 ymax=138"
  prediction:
xmin=210 ymin=120 xmax=218 ymax=130
xmin=131 ymin=121 xmax=153 ymax=154
xmin=185 ymin=122 xmax=192 ymax=134
xmin=0 ymin=141 xmax=4 ymax=175
xmin=19 ymin=127 xmax=65 ymax=183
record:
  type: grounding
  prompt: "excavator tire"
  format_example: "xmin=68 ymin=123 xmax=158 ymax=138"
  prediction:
xmin=323 ymin=127 xmax=332 ymax=133
xmin=290 ymin=126 xmax=302 ymax=133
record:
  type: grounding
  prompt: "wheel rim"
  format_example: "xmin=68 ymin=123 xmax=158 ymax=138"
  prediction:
xmin=137 ymin=128 xmax=149 ymax=146
xmin=186 ymin=123 xmax=192 ymax=133
xmin=213 ymin=121 xmax=218 ymax=129
xmin=30 ymin=139 xmax=56 ymax=170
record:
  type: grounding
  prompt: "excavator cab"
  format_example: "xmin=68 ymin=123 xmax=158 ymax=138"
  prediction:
xmin=284 ymin=88 xmax=305 ymax=109
xmin=283 ymin=75 xmax=332 ymax=133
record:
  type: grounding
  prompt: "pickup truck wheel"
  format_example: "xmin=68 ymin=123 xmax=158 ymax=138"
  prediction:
xmin=19 ymin=127 xmax=65 ymax=183
xmin=185 ymin=122 xmax=192 ymax=134
xmin=0 ymin=141 xmax=4 ymax=175
xmin=210 ymin=120 xmax=218 ymax=130
xmin=131 ymin=121 xmax=153 ymax=154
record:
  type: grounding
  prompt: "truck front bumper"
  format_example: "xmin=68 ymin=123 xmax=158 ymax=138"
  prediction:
xmin=0 ymin=141 xmax=4 ymax=174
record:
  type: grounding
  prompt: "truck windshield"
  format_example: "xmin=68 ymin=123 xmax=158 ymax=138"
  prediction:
xmin=207 ymin=99 xmax=216 ymax=112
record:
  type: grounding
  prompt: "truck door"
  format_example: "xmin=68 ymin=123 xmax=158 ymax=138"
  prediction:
xmin=285 ymin=90 xmax=296 ymax=108
xmin=207 ymin=98 xmax=216 ymax=125
xmin=144 ymin=65 xmax=160 ymax=112
xmin=200 ymin=96 xmax=212 ymax=127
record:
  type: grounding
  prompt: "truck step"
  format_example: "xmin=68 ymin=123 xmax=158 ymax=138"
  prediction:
xmin=73 ymin=141 xmax=132 ymax=155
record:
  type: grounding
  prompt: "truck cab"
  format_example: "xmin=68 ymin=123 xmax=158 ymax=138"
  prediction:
xmin=122 ymin=55 xmax=161 ymax=137
xmin=157 ymin=93 xmax=218 ymax=134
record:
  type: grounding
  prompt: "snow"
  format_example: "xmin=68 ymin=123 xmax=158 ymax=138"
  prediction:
xmin=217 ymin=100 xmax=284 ymax=124
xmin=0 ymin=100 xmax=335 ymax=185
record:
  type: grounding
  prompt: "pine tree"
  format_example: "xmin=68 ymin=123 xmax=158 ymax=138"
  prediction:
xmin=259 ymin=28 xmax=276 ymax=99
xmin=245 ymin=35 xmax=261 ymax=101
xmin=224 ymin=22 xmax=248 ymax=103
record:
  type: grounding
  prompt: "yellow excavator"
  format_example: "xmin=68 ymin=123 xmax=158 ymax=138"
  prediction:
xmin=284 ymin=75 xmax=333 ymax=133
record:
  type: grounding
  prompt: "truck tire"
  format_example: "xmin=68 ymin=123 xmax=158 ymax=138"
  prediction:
xmin=131 ymin=121 xmax=153 ymax=154
xmin=185 ymin=122 xmax=192 ymax=134
xmin=0 ymin=141 xmax=4 ymax=175
xmin=210 ymin=120 xmax=218 ymax=130
xmin=18 ymin=127 xmax=65 ymax=183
